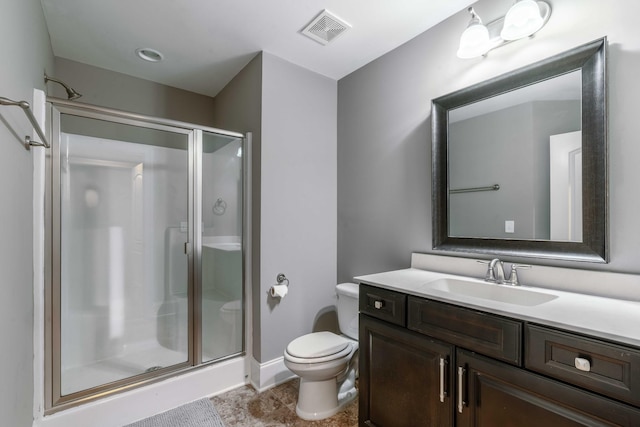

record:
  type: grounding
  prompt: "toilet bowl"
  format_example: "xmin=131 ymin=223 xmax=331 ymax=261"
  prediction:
xmin=219 ymin=299 xmax=241 ymax=351
xmin=283 ymin=283 xmax=359 ymax=421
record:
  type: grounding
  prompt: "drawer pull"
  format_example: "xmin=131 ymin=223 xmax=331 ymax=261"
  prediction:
xmin=374 ymin=300 xmax=384 ymax=309
xmin=575 ymin=357 xmax=591 ymax=372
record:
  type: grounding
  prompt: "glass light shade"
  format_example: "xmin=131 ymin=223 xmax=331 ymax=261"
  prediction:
xmin=500 ymin=0 xmax=544 ymax=40
xmin=457 ymin=23 xmax=490 ymax=59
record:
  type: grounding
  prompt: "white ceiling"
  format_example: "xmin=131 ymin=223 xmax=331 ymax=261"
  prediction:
xmin=40 ymin=0 xmax=474 ymax=97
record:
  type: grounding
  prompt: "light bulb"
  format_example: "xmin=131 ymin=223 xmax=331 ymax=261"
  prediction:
xmin=457 ymin=24 xmax=490 ymax=58
xmin=457 ymin=8 xmax=491 ymax=59
xmin=501 ymin=0 xmax=544 ymax=41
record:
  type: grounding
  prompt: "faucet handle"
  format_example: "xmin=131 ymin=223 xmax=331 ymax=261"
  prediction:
xmin=507 ymin=264 xmax=531 ymax=286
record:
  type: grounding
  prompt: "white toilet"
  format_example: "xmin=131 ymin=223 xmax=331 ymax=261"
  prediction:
xmin=219 ymin=299 xmax=242 ymax=351
xmin=283 ymin=282 xmax=359 ymax=421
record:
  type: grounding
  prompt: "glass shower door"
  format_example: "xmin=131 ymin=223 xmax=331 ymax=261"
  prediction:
xmin=48 ymin=101 xmax=247 ymax=410
xmin=55 ymin=113 xmax=192 ymax=398
xmin=200 ymin=131 xmax=244 ymax=363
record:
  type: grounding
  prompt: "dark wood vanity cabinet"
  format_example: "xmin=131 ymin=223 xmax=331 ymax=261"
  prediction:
xmin=359 ymin=315 xmax=454 ymax=427
xmin=407 ymin=297 xmax=522 ymax=365
xmin=457 ymin=349 xmax=640 ymax=426
xmin=525 ymin=324 xmax=640 ymax=408
xmin=358 ymin=283 xmax=640 ymax=427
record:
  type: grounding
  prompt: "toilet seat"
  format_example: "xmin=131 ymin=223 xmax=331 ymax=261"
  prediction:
xmin=220 ymin=300 xmax=241 ymax=314
xmin=285 ymin=332 xmax=355 ymax=364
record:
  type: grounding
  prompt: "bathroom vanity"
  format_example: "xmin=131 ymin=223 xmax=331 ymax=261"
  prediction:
xmin=355 ymin=33 xmax=616 ymax=427
xmin=356 ymin=268 xmax=640 ymax=426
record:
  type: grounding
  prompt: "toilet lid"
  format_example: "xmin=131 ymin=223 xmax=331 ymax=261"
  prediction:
xmin=286 ymin=331 xmax=349 ymax=359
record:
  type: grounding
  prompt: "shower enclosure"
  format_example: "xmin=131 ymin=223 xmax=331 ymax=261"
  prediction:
xmin=45 ymin=99 xmax=246 ymax=410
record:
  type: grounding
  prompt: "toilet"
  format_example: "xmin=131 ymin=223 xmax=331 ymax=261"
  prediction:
xmin=283 ymin=282 xmax=359 ymax=421
xmin=219 ymin=299 xmax=242 ymax=351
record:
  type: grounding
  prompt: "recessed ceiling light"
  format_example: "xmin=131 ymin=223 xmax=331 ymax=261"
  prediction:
xmin=135 ymin=48 xmax=164 ymax=62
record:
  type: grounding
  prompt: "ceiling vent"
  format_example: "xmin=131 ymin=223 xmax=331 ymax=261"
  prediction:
xmin=301 ymin=10 xmax=351 ymax=45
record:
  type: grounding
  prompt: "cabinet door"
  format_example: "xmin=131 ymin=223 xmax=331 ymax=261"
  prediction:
xmin=359 ymin=314 xmax=454 ymax=427
xmin=456 ymin=349 xmax=640 ymax=427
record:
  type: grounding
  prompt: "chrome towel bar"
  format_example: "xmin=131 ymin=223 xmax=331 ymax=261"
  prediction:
xmin=0 ymin=96 xmax=50 ymax=149
xmin=450 ymin=184 xmax=500 ymax=194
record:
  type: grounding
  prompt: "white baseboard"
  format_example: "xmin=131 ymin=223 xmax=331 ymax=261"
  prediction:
xmin=250 ymin=356 xmax=296 ymax=393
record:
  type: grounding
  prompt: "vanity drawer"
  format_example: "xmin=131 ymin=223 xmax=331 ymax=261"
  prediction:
xmin=408 ymin=297 xmax=522 ymax=365
xmin=359 ymin=284 xmax=406 ymax=326
xmin=526 ymin=324 xmax=640 ymax=407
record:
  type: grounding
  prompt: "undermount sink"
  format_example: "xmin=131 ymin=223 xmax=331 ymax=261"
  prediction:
xmin=422 ymin=277 xmax=558 ymax=307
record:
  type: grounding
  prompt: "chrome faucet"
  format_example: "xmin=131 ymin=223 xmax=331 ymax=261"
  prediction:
xmin=487 ymin=258 xmax=506 ymax=283
xmin=478 ymin=259 xmax=531 ymax=285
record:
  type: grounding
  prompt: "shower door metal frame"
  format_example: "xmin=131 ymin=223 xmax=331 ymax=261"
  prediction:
xmin=44 ymin=98 xmax=246 ymax=413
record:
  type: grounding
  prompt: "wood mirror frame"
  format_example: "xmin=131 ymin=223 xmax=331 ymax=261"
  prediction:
xmin=432 ymin=38 xmax=607 ymax=263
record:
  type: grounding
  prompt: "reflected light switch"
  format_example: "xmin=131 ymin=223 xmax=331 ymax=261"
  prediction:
xmin=505 ymin=220 xmax=515 ymax=233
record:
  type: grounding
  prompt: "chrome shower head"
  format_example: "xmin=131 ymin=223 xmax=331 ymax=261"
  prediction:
xmin=64 ymin=87 xmax=82 ymax=100
xmin=44 ymin=73 xmax=82 ymax=100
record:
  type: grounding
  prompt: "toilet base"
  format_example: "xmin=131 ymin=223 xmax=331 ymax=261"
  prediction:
xmin=295 ymin=377 xmax=358 ymax=421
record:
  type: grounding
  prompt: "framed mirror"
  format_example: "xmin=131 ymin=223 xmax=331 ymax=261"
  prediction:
xmin=432 ymin=38 xmax=607 ymax=263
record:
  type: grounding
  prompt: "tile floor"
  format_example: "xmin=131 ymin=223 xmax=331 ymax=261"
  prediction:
xmin=211 ymin=379 xmax=358 ymax=426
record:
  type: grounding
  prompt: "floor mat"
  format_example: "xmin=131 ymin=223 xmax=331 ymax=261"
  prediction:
xmin=124 ymin=399 xmax=225 ymax=427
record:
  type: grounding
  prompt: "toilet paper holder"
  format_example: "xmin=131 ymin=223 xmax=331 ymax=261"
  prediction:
xmin=276 ymin=273 xmax=289 ymax=287
xmin=269 ymin=273 xmax=290 ymax=299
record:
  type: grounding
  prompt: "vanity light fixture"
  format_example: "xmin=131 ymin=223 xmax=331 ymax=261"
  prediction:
xmin=456 ymin=8 xmax=491 ymax=59
xmin=457 ymin=1 xmax=551 ymax=59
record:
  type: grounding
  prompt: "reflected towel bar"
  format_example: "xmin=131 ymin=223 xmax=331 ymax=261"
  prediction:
xmin=0 ymin=96 xmax=50 ymax=149
xmin=450 ymin=184 xmax=500 ymax=194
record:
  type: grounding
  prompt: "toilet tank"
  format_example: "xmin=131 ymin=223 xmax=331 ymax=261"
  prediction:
xmin=336 ymin=283 xmax=359 ymax=340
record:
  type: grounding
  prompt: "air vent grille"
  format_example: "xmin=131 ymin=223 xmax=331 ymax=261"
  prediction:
xmin=301 ymin=10 xmax=351 ymax=45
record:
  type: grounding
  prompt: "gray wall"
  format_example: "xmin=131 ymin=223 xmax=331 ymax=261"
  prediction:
xmin=259 ymin=53 xmax=337 ymax=362
xmin=211 ymin=52 xmax=338 ymax=363
xmin=449 ymin=100 xmax=580 ymax=239
xmin=337 ymin=0 xmax=640 ymax=282
xmin=450 ymin=103 xmax=536 ymax=239
xmin=211 ymin=53 xmax=264 ymax=359
xmin=0 ymin=0 xmax=54 ymax=425
xmin=54 ymin=58 xmax=217 ymax=126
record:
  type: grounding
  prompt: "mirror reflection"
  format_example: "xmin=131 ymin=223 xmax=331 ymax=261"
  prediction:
xmin=431 ymin=38 xmax=607 ymax=263
xmin=448 ymin=71 xmax=582 ymax=242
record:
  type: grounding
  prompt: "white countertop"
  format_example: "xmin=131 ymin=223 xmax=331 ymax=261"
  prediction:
xmin=355 ymin=268 xmax=640 ymax=349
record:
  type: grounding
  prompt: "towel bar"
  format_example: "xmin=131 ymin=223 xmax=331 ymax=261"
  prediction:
xmin=0 ymin=96 xmax=49 ymax=149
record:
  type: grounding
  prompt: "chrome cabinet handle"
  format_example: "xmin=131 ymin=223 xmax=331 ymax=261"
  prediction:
xmin=439 ymin=357 xmax=447 ymax=403
xmin=374 ymin=300 xmax=384 ymax=309
xmin=575 ymin=357 xmax=591 ymax=372
xmin=457 ymin=366 xmax=466 ymax=414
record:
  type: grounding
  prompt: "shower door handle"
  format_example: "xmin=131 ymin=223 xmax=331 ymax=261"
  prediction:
xmin=184 ymin=242 xmax=192 ymax=255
